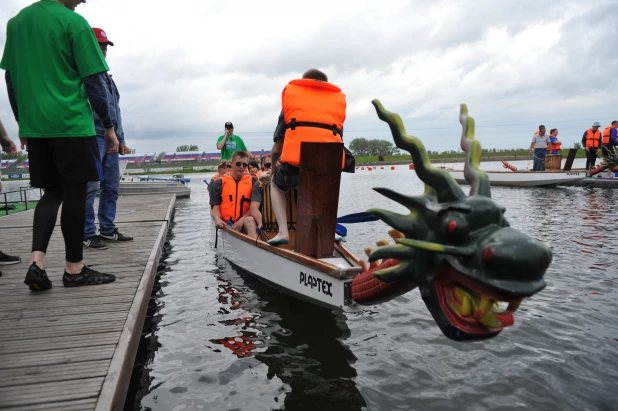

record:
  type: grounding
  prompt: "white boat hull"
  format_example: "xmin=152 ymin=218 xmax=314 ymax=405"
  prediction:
xmin=445 ymin=169 xmax=586 ymax=187
xmin=217 ymin=229 xmax=356 ymax=309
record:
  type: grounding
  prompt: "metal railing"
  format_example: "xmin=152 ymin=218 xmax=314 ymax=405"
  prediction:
xmin=1 ymin=186 xmax=43 ymax=216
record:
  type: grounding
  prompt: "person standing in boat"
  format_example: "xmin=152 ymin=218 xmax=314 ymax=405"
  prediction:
xmin=83 ymin=28 xmax=133 ymax=249
xmin=582 ymin=122 xmax=602 ymax=170
xmin=210 ymin=150 xmax=261 ymax=237
xmin=267 ymin=69 xmax=346 ymax=246
xmin=1 ymin=0 xmax=117 ymax=290
xmin=601 ymin=121 xmax=618 ymax=160
xmin=0 ymin=119 xmax=22 ymax=270
xmin=529 ymin=125 xmax=550 ymax=171
xmin=216 ymin=122 xmax=254 ymax=162
xmin=548 ymin=129 xmax=562 ymax=155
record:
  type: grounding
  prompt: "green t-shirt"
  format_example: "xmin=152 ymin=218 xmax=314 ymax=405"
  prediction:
xmin=0 ymin=0 xmax=109 ymax=138
xmin=217 ymin=134 xmax=248 ymax=160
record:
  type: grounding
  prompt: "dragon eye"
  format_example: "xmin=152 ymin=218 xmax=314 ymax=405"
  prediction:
xmin=482 ymin=246 xmax=493 ymax=261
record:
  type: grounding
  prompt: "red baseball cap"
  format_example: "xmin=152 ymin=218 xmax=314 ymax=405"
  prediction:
xmin=93 ymin=27 xmax=114 ymax=46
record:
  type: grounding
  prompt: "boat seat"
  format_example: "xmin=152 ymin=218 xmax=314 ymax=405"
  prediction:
xmin=261 ymin=185 xmax=297 ymax=233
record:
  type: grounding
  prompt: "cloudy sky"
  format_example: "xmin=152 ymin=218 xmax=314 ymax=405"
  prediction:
xmin=1 ymin=0 xmax=617 ymax=155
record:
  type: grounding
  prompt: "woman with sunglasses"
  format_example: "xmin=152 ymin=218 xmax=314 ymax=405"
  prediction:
xmin=257 ymin=155 xmax=272 ymax=178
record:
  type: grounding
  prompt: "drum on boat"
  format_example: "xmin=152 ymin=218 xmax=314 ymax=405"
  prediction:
xmin=545 ymin=154 xmax=561 ymax=170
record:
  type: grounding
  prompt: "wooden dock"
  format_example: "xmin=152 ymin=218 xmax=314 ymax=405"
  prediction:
xmin=0 ymin=194 xmax=176 ymax=411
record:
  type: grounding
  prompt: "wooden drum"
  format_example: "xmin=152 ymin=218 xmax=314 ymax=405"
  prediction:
xmin=545 ymin=154 xmax=561 ymax=170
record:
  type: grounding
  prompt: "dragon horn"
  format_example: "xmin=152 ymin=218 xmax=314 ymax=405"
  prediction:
xmin=459 ymin=104 xmax=491 ymax=197
xmin=395 ymin=238 xmax=476 ymax=257
xmin=372 ymin=99 xmax=465 ymax=203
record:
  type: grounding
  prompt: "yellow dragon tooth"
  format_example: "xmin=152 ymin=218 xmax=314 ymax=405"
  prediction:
xmin=474 ymin=296 xmax=494 ymax=319
xmin=364 ymin=247 xmax=376 ymax=257
xmin=507 ymin=299 xmax=522 ymax=312
xmin=388 ymin=229 xmax=404 ymax=239
xmin=376 ymin=239 xmax=390 ymax=247
xmin=461 ymin=296 xmax=472 ymax=317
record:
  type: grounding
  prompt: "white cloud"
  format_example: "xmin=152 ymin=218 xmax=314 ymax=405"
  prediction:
xmin=1 ymin=0 xmax=617 ymax=154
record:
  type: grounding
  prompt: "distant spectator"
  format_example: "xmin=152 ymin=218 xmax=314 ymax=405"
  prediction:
xmin=548 ymin=129 xmax=562 ymax=155
xmin=216 ymin=122 xmax=254 ymax=161
xmin=601 ymin=121 xmax=618 ymax=159
xmin=248 ymin=160 xmax=260 ymax=176
xmin=530 ymin=125 xmax=549 ymax=171
xmin=582 ymin=122 xmax=602 ymax=170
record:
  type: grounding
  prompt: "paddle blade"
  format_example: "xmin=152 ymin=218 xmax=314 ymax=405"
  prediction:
xmin=336 ymin=223 xmax=348 ymax=237
xmin=336 ymin=212 xmax=379 ymax=224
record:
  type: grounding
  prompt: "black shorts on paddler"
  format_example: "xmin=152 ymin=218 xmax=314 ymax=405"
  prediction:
xmin=272 ymin=163 xmax=299 ymax=193
xmin=27 ymin=137 xmax=103 ymax=188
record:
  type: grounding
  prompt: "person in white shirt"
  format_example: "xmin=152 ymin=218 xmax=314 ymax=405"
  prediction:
xmin=529 ymin=125 xmax=550 ymax=171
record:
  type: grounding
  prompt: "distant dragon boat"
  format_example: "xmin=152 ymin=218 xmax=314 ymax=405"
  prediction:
xmin=213 ymin=101 xmax=552 ymax=342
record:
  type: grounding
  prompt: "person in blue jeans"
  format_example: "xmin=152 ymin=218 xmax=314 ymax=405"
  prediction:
xmin=84 ymin=28 xmax=132 ymax=249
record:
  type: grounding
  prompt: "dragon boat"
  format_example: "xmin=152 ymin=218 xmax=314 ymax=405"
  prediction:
xmin=442 ymin=167 xmax=586 ymax=187
xmin=213 ymin=101 xmax=552 ymax=341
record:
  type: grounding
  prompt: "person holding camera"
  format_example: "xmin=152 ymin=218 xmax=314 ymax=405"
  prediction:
xmin=216 ymin=122 xmax=254 ymax=161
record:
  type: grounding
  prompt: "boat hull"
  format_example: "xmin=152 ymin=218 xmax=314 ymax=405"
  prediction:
xmin=446 ymin=169 xmax=586 ymax=187
xmin=217 ymin=228 xmax=355 ymax=310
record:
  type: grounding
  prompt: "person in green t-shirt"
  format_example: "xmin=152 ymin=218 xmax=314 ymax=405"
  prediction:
xmin=0 ymin=0 xmax=118 ymax=290
xmin=216 ymin=122 xmax=254 ymax=161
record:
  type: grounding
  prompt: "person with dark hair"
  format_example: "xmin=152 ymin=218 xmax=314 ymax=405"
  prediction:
xmin=582 ymin=122 xmax=602 ymax=170
xmin=548 ymin=128 xmax=561 ymax=154
xmin=0 ymin=119 xmax=21 ymax=272
xmin=209 ymin=150 xmax=261 ymax=237
xmin=530 ymin=126 xmax=549 ymax=171
xmin=83 ymin=27 xmax=133 ymax=249
xmin=216 ymin=122 xmax=253 ymax=161
xmin=1 ymin=0 xmax=117 ymax=290
xmin=248 ymin=160 xmax=260 ymax=176
xmin=601 ymin=120 xmax=618 ymax=159
xmin=268 ymin=68 xmax=346 ymax=245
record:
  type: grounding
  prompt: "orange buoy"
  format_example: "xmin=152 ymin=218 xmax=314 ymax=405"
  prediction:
xmin=368 ymin=167 xmax=372 ymax=171
xmin=361 ymin=167 xmax=364 ymax=170
xmin=380 ymin=166 xmax=384 ymax=170
xmin=391 ymin=166 xmax=395 ymax=170
xmin=409 ymin=164 xmax=415 ymax=170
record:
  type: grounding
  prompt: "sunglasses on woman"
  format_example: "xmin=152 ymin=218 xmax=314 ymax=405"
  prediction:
xmin=264 ymin=162 xmax=272 ymax=168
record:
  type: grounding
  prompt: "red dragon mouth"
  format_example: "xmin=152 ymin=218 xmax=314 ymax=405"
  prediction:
xmin=435 ymin=264 xmax=523 ymax=334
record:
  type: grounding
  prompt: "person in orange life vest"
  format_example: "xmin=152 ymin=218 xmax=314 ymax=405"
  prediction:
xmin=268 ymin=68 xmax=346 ymax=246
xmin=601 ymin=120 xmax=618 ymax=159
xmin=529 ymin=125 xmax=550 ymax=171
xmin=582 ymin=121 xmax=602 ymax=170
xmin=209 ymin=150 xmax=261 ymax=236
xmin=548 ymin=128 xmax=562 ymax=154
xmin=259 ymin=155 xmax=271 ymax=174
xmin=207 ymin=164 xmax=228 ymax=193
xmin=248 ymin=160 xmax=260 ymax=176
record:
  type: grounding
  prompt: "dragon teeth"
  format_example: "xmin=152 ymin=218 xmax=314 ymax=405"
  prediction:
xmin=507 ymin=300 xmax=522 ymax=313
xmin=474 ymin=296 xmax=494 ymax=319
xmin=376 ymin=239 xmax=390 ymax=247
xmin=460 ymin=296 xmax=472 ymax=317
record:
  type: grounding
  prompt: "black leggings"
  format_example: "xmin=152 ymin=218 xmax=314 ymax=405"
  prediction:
xmin=32 ymin=182 xmax=87 ymax=263
xmin=585 ymin=149 xmax=598 ymax=170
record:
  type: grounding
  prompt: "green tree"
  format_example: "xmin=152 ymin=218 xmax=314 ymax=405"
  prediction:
xmin=573 ymin=142 xmax=582 ymax=149
xmin=156 ymin=152 xmax=166 ymax=162
xmin=126 ymin=147 xmax=136 ymax=154
xmin=349 ymin=138 xmax=400 ymax=156
xmin=176 ymin=145 xmax=199 ymax=152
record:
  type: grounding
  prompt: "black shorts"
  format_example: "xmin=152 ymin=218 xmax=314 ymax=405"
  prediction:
xmin=27 ymin=137 xmax=102 ymax=188
xmin=272 ymin=163 xmax=299 ymax=193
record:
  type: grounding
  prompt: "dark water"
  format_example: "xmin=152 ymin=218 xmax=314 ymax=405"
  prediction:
xmin=125 ymin=162 xmax=618 ymax=411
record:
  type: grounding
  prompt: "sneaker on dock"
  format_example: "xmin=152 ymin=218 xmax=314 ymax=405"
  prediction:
xmin=83 ymin=235 xmax=109 ymax=249
xmin=24 ymin=263 xmax=52 ymax=291
xmin=100 ymin=229 xmax=133 ymax=242
xmin=63 ymin=265 xmax=116 ymax=287
xmin=0 ymin=250 xmax=21 ymax=265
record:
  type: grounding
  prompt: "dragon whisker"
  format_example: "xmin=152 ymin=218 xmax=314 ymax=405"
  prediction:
xmin=395 ymin=238 xmax=476 ymax=257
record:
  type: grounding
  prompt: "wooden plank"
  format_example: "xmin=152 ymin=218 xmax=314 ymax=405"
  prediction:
xmin=0 ymin=345 xmax=116 ymax=369
xmin=0 ymin=377 xmax=103 ymax=408
xmin=0 ymin=312 xmax=129 ymax=331
xmin=0 ymin=321 xmax=124 ymax=342
xmin=0 ymin=332 xmax=120 ymax=354
xmin=2 ymin=398 xmax=97 ymax=411
xmin=295 ymin=142 xmax=343 ymax=257
xmin=563 ymin=148 xmax=578 ymax=171
xmin=0 ymin=360 xmax=111 ymax=388
xmin=94 ymin=195 xmax=175 ymax=411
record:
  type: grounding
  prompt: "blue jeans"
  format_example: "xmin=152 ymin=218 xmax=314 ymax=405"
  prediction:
xmin=533 ymin=148 xmax=546 ymax=171
xmin=85 ymin=136 xmax=120 ymax=238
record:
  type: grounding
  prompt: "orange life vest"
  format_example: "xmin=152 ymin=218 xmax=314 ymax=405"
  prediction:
xmin=219 ymin=174 xmax=253 ymax=223
xmin=211 ymin=173 xmax=222 ymax=181
xmin=585 ymin=129 xmax=601 ymax=148
xmin=602 ymin=126 xmax=614 ymax=145
xmin=280 ymin=79 xmax=346 ymax=167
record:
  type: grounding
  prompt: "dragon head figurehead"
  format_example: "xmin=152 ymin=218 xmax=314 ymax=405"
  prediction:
xmin=354 ymin=101 xmax=552 ymax=342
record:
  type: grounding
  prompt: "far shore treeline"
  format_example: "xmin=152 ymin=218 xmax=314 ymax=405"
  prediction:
xmin=1 ymin=138 xmax=587 ymax=165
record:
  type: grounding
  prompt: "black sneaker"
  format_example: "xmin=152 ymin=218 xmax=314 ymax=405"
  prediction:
xmin=63 ymin=265 xmax=116 ymax=287
xmin=24 ymin=263 xmax=52 ymax=291
xmin=100 ymin=229 xmax=133 ymax=242
xmin=0 ymin=250 xmax=21 ymax=265
xmin=83 ymin=235 xmax=109 ymax=249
